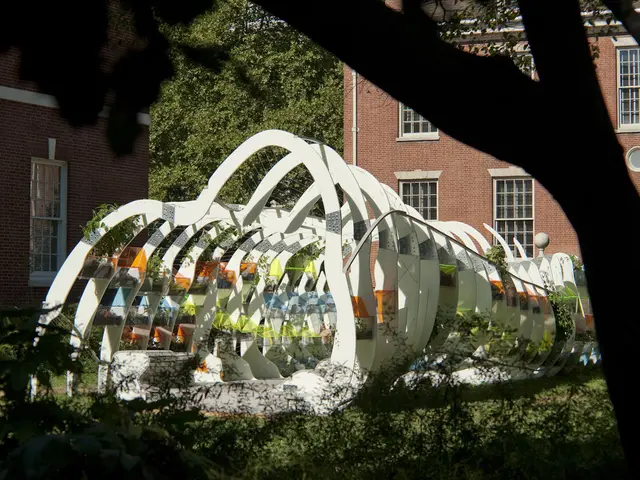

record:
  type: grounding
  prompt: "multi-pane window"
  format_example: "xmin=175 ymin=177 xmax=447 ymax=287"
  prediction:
xmin=494 ymin=178 xmax=534 ymax=258
xmin=618 ymin=48 xmax=640 ymax=126
xmin=30 ymin=160 xmax=66 ymax=279
xmin=399 ymin=104 xmax=438 ymax=137
xmin=401 ymin=180 xmax=438 ymax=220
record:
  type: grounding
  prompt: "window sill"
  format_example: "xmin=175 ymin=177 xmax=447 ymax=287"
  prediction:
xmin=29 ymin=272 xmax=57 ymax=287
xmin=615 ymin=126 xmax=640 ymax=134
xmin=396 ymin=134 xmax=440 ymax=142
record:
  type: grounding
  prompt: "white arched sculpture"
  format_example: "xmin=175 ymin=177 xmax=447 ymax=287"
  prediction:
xmin=36 ymin=130 xmax=597 ymax=411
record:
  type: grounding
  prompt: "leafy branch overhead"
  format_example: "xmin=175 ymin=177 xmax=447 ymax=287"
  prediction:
xmin=0 ymin=0 xmax=231 ymax=156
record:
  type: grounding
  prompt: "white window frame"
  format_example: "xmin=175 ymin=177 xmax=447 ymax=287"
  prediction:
xmin=397 ymin=103 xmax=439 ymax=141
xmin=29 ymin=158 xmax=67 ymax=287
xmin=400 ymin=179 xmax=439 ymax=220
xmin=617 ymin=46 xmax=640 ymax=132
xmin=492 ymin=177 xmax=535 ymax=258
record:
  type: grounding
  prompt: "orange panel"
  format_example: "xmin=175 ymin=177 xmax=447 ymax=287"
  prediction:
xmin=130 ymin=249 xmax=148 ymax=271
xmin=118 ymin=247 xmax=142 ymax=268
xmin=173 ymin=274 xmax=191 ymax=290
xmin=241 ymin=262 xmax=257 ymax=274
xmin=196 ymin=261 xmax=220 ymax=278
xmin=585 ymin=313 xmax=595 ymax=331
xmin=374 ymin=290 xmax=395 ymax=323
xmin=351 ymin=296 xmax=369 ymax=317
xmin=490 ymin=280 xmax=504 ymax=294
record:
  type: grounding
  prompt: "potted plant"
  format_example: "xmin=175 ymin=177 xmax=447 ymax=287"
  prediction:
xmin=240 ymin=261 xmax=257 ymax=282
xmin=168 ymin=271 xmax=191 ymax=295
xmin=189 ymin=260 xmax=218 ymax=294
xmin=93 ymin=305 xmax=126 ymax=326
xmin=79 ymin=204 xmax=140 ymax=279
xmin=139 ymin=255 xmax=170 ymax=294
xmin=111 ymin=246 xmax=145 ymax=288
xmin=216 ymin=262 xmax=237 ymax=290
xmin=154 ymin=305 xmax=176 ymax=326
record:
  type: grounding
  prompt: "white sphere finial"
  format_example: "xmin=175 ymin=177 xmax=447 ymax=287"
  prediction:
xmin=534 ymin=232 xmax=550 ymax=256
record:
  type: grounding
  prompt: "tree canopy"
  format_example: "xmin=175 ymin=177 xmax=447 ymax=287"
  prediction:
xmin=150 ymin=1 xmax=343 ymax=202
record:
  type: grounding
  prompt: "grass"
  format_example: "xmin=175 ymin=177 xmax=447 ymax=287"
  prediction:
xmin=37 ymin=357 xmax=626 ymax=479
xmin=159 ymin=367 xmax=625 ymax=479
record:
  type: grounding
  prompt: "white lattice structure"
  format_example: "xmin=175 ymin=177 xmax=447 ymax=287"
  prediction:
xmin=35 ymin=130 xmax=597 ymax=410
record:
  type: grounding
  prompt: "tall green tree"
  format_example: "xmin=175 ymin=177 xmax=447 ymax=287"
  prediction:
xmin=149 ymin=1 xmax=343 ymax=203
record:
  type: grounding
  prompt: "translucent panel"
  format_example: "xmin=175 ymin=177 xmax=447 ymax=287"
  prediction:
xmin=412 ymin=183 xmax=419 ymax=195
xmin=51 ymin=254 xmax=58 ymax=271
xmin=428 ymin=208 xmax=437 ymax=220
xmin=525 ymin=206 xmax=533 ymax=218
xmin=402 ymin=183 xmax=410 ymax=195
xmin=420 ymin=183 xmax=428 ymax=195
xmin=412 ymin=197 xmax=419 ymax=208
xmin=429 ymin=195 xmax=437 ymax=208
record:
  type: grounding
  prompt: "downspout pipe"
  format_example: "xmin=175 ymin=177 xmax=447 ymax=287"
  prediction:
xmin=351 ymin=69 xmax=358 ymax=166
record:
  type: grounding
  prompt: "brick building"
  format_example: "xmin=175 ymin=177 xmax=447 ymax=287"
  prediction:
xmin=344 ymin=35 xmax=640 ymax=259
xmin=0 ymin=48 xmax=149 ymax=309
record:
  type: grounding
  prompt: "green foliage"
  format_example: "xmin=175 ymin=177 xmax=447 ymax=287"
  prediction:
xmin=486 ymin=244 xmax=508 ymax=278
xmin=0 ymin=307 xmax=624 ymax=479
xmin=288 ymin=241 xmax=323 ymax=269
xmin=0 ymin=308 xmax=220 ymax=479
xmin=82 ymin=204 xmax=140 ymax=257
xmin=570 ymin=254 xmax=584 ymax=271
xmin=145 ymin=255 xmax=168 ymax=282
xmin=548 ymin=291 xmax=575 ymax=343
xmin=150 ymin=1 xmax=343 ymax=202
xmin=181 ymin=371 xmax=623 ymax=480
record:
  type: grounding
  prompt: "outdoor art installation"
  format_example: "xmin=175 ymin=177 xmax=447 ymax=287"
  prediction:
xmin=34 ymin=130 xmax=596 ymax=411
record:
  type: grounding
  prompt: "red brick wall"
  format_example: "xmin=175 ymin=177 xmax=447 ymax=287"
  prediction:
xmin=0 ymin=1 xmax=149 ymax=309
xmin=344 ymin=35 xmax=640 ymax=258
xmin=0 ymin=76 xmax=148 ymax=310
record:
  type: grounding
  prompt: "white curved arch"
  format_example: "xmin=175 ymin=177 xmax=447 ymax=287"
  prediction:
xmin=38 ymin=129 xmax=595 ymax=407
